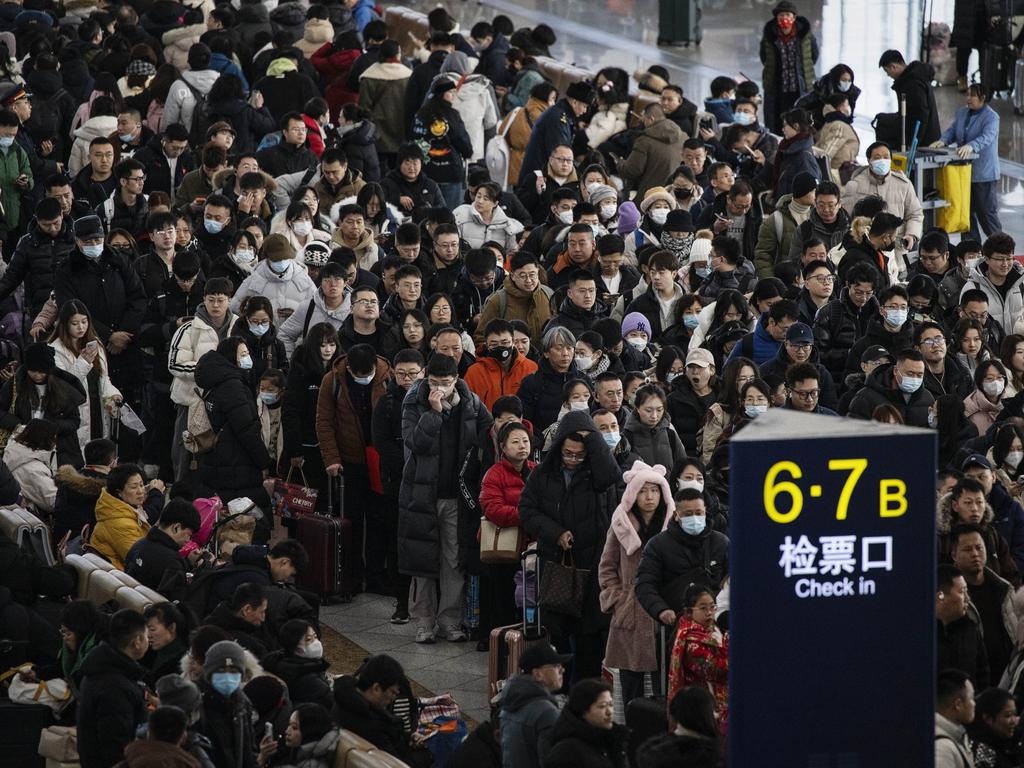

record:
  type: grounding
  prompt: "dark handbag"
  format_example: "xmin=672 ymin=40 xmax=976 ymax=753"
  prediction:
xmin=872 ymin=112 xmax=903 ymax=147
xmin=538 ymin=549 xmax=589 ymax=618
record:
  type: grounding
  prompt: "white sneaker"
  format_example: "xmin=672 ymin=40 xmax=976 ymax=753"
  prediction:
xmin=415 ymin=627 xmax=435 ymax=644
xmin=443 ymin=625 xmax=467 ymax=643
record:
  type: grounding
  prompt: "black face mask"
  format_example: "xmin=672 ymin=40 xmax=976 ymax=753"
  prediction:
xmin=490 ymin=345 xmax=515 ymax=363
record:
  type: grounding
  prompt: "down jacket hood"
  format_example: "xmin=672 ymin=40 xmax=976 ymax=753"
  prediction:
xmin=3 ymin=439 xmax=53 ymax=475
xmin=644 ymin=118 xmax=684 ymax=144
xmin=538 ymin=409 xmax=599 ymax=472
xmin=501 ymin=672 xmax=557 ymax=713
xmin=937 ymin=490 xmax=995 ymax=534
xmin=237 ymin=3 xmax=270 ymax=23
xmin=194 ymin=348 xmax=247 ymax=391
xmin=56 ymin=464 xmax=107 ymax=497
xmin=74 ymin=115 xmax=118 ymax=141
xmin=610 ymin=459 xmax=674 ymax=555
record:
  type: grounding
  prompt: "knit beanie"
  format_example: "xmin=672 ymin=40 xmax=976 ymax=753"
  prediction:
xmin=588 ymin=184 xmax=618 ymax=206
xmin=616 ymin=201 xmax=640 ymax=235
xmin=261 ymin=234 xmax=294 ymax=262
xmin=203 ymin=640 xmax=246 ymax=676
xmin=687 ymin=237 xmax=713 ymax=264
xmin=621 ymin=312 xmax=651 ymax=339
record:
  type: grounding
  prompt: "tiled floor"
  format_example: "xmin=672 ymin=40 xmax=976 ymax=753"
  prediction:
xmin=320 ymin=593 xmax=492 ymax=722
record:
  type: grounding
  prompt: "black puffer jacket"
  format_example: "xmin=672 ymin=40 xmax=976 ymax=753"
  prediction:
xmin=635 ymin=517 xmax=729 ymax=620
xmin=76 ymin=642 xmax=148 ymax=768
xmin=413 ymin=97 xmax=474 ymax=184
xmin=53 ymin=247 xmax=148 ymax=340
xmin=193 ymin=350 xmax=273 ymax=505
xmin=282 ymin=355 xmax=326 ymax=461
xmin=125 ymin=526 xmax=186 ymax=592
xmin=812 ymin=288 xmax=879 ymax=385
xmin=204 ymin=601 xmax=277 ymax=659
xmin=397 ymin=379 xmax=492 ymax=577
xmin=622 ymin=410 xmax=686 ymax=470
xmin=269 ymin=1 xmax=305 ymax=40
xmin=53 ymin=465 xmax=105 ymax=543
xmin=759 ymin=345 xmax=839 ymax=411
xmin=139 ymin=276 xmax=207 ymax=391
xmin=667 ymin=377 xmax=718 ymax=455
xmin=134 ymin=136 xmax=196 ymax=197
xmin=1 ymin=218 xmax=76 ymax=314
xmin=842 ymin=316 xmax=914 ymax=381
xmin=381 ymin=169 xmax=445 ymax=222
xmin=544 ymin=708 xmax=629 ymax=768
xmin=205 ymin=97 xmax=277 ymax=155
xmin=370 ymin=378 xmax=406 ymax=496
xmin=0 ymin=367 xmax=86 ymax=468
xmin=519 ymin=411 xmax=621 ymax=633
xmin=24 ymin=68 xmax=77 ymax=159
xmin=332 ymin=675 xmax=419 ymax=763
xmin=847 ymin=363 xmax=934 ymax=427
xmin=231 ymin=324 xmax=289 ymax=385
xmin=545 ymin=298 xmax=607 ymax=340
xmin=517 ymin=358 xmax=586 ymax=433
xmin=198 ymin=681 xmax=259 ymax=768
xmin=261 ymin=650 xmax=333 ymax=710
xmin=336 ymin=119 xmax=382 ymax=183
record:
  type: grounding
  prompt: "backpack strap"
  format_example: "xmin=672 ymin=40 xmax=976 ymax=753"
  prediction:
xmin=301 ymin=299 xmax=317 ymax=340
xmin=773 ymin=210 xmax=784 ymax=246
xmin=741 ymin=333 xmax=754 ymax=359
xmin=300 ymin=165 xmax=319 ymax=189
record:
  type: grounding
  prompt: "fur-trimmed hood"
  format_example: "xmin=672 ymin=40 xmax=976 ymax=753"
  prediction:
xmin=937 ymin=490 xmax=995 ymax=534
xmin=55 ymin=464 xmax=107 ymax=497
xmin=610 ymin=460 xmax=673 ymax=555
xmin=212 ymin=167 xmax=278 ymax=193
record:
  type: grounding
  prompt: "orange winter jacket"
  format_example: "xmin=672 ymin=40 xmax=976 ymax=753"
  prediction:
xmin=463 ymin=353 xmax=538 ymax=411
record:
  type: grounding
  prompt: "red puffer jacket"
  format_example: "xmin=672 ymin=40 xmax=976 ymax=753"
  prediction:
xmin=480 ymin=457 xmax=536 ymax=528
xmin=311 ymin=43 xmax=361 ymax=121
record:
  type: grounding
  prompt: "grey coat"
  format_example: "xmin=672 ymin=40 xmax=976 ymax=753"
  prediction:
xmin=622 ymin=410 xmax=686 ymax=470
xmin=499 ymin=674 xmax=560 ymax=768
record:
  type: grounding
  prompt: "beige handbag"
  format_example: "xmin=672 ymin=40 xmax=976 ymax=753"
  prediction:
xmin=38 ymin=726 xmax=78 ymax=762
xmin=479 ymin=517 xmax=523 ymax=565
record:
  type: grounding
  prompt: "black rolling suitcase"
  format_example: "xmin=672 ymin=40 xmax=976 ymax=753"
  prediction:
xmin=295 ymin=475 xmax=357 ymax=602
xmin=625 ymin=625 xmax=671 ymax=767
xmin=982 ymin=44 xmax=1015 ymax=93
xmin=0 ymin=697 xmax=52 ymax=767
xmin=657 ymin=0 xmax=702 ymax=46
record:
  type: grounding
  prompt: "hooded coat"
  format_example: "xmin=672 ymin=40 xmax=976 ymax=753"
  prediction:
xmin=618 ymin=118 xmax=685 ymax=201
xmin=454 ymin=202 xmax=524 ymax=252
xmin=193 ymin=350 xmax=274 ymax=503
xmin=398 ymin=378 xmax=492 ymax=577
xmin=0 ymin=367 xmax=86 ymax=468
xmin=599 ymin=460 xmax=673 ymax=672
xmin=544 ymin=708 xmax=629 ymax=768
xmin=68 ymin=115 xmax=118 ymax=177
xmin=516 ymin=358 xmax=586 ymax=433
xmin=840 ymin=166 xmax=924 ymax=243
xmin=937 ymin=491 xmax=1019 ymax=585
xmin=261 ymin=650 xmax=333 ymax=711
xmin=358 ymin=60 xmax=413 ymax=155
xmin=847 ymin=363 xmax=935 ymax=427
xmin=475 ymin=279 xmax=555 ymax=347
xmin=622 ymin=410 xmax=686 ymax=471
xmin=2 ymin=437 xmax=56 ymax=512
xmin=91 ymin=487 xmax=152 ymax=569
xmin=332 ymin=675 xmax=415 ymax=761
xmin=76 ymin=642 xmax=148 ymax=768
xmin=53 ymin=465 xmax=106 ymax=543
xmin=230 ymin=259 xmax=317 ymax=321
xmin=499 ymin=673 xmax=560 ymax=768
xmin=164 ymin=68 xmax=221 ymax=133
xmin=817 ymin=106 xmax=860 ymax=169
xmin=888 ymin=60 xmax=941 ymax=145
xmin=437 ymin=54 xmax=500 ymax=162
xmin=413 ymin=95 xmax=474 ymax=185
xmin=961 ymin=261 xmax=1024 ymax=338
xmin=842 ymin=315 xmax=914 ymax=381
xmin=502 ymin=95 xmax=548 ymax=189
xmin=3 ymin=216 xmax=77 ymax=316
xmin=519 ymin=410 xmax=621 ymax=633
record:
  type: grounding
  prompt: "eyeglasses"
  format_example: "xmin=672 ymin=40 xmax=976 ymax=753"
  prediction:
xmin=153 ymin=227 xmax=176 ymax=236
xmin=561 ymin=450 xmax=587 ymax=461
xmin=789 ymin=388 xmax=820 ymax=400
xmin=918 ymin=337 xmax=947 ymax=348
xmin=394 ymin=369 xmax=422 ymax=380
xmin=989 ymin=256 xmax=1015 ymax=264
xmin=815 ymin=201 xmax=839 ymax=210
xmin=850 ymin=287 xmax=875 ymax=299
xmin=809 ymin=275 xmax=836 ymax=284
xmin=883 ymin=304 xmax=908 ymax=312
xmin=126 ymin=175 xmax=146 ymax=182
xmin=550 ymin=156 xmax=574 ymax=164
xmin=353 ymin=299 xmax=379 ymax=307
xmin=321 ymin=276 xmax=344 ymax=285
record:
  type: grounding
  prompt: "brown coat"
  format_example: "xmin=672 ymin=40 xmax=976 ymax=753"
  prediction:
xmin=505 ymin=96 xmax=549 ymax=188
xmin=617 ymin=118 xmax=685 ymax=200
xmin=474 ymin=279 xmax=554 ymax=347
xmin=599 ymin=506 xmax=662 ymax=672
xmin=315 ymin=354 xmax=391 ymax=467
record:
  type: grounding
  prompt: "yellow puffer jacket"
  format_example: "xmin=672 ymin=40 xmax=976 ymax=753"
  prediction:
xmin=90 ymin=488 xmax=149 ymax=570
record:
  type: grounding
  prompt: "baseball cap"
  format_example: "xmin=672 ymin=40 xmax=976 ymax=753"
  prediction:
xmin=685 ymin=348 xmax=715 ymax=368
xmin=520 ymin=642 xmax=572 ymax=673
xmin=785 ymin=322 xmax=814 ymax=345
xmin=962 ymin=454 xmax=992 ymax=472
xmin=860 ymin=345 xmax=891 ymax=365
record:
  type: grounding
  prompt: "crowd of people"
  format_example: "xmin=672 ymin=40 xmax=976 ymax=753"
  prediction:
xmin=0 ymin=0 xmax=1016 ymax=765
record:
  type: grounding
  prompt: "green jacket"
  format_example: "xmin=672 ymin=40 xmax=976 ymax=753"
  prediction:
xmin=753 ymin=194 xmax=800 ymax=278
xmin=0 ymin=141 xmax=32 ymax=234
xmin=358 ymin=61 xmax=413 ymax=155
xmin=760 ymin=15 xmax=818 ymax=129
xmin=173 ymin=168 xmax=215 ymax=211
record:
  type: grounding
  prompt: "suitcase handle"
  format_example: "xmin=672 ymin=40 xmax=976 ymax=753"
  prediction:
xmin=326 ymin=473 xmax=345 ymax=521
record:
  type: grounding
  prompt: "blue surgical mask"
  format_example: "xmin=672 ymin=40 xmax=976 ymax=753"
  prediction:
xmin=837 ymin=80 xmax=852 ymax=92
xmin=695 ymin=266 xmax=711 ymax=279
xmin=733 ymin=111 xmax=754 ymax=126
xmin=602 ymin=431 xmax=621 ymax=449
xmin=0 ymin=136 xmax=13 ymax=149
xmin=118 ymin=133 xmax=136 ymax=143
xmin=745 ymin=404 xmax=768 ymax=418
xmin=679 ymin=515 xmax=706 ymax=535
xmin=82 ymin=244 xmax=103 ymax=259
xmin=870 ymin=158 xmax=891 ymax=177
xmin=259 ymin=391 xmax=278 ymax=405
xmin=239 ymin=355 xmax=253 ymax=370
xmin=210 ymin=671 xmax=242 ymax=697
xmin=269 ymin=260 xmax=290 ymax=274
xmin=898 ymin=373 xmax=922 ymax=394
xmin=249 ymin=322 xmax=270 ymax=337
xmin=683 ymin=314 xmax=700 ymax=330
xmin=927 ymin=410 xmax=936 ymax=428
xmin=886 ymin=308 xmax=908 ymax=329
xmin=204 ymin=218 xmax=225 ymax=234
xmin=353 ymin=372 xmax=374 ymax=385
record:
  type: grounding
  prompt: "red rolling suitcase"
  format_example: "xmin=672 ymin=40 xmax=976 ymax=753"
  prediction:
xmin=295 ymin=475 xmax=357 ymax=602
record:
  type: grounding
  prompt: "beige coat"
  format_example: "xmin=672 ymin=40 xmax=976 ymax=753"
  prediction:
xmin=840 ymin=166 xmax=924 ymax=242
xmin=503 ymin=96 xmax=548 ymax=189
xmin=816 ymin=106 xmax=860 ymax=169
xmin=295 ymin=19 xmax=334 ymax=59
xmin=358 ymin=61 xmax=413 ymax=155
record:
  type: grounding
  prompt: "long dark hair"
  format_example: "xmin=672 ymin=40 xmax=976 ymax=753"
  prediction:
xmin=292 ymin=322 xmax=338 ymax=374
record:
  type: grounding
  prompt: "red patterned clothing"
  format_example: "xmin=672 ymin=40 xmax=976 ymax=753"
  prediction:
xmin=668 ymin=616 xmax=729 ymax=732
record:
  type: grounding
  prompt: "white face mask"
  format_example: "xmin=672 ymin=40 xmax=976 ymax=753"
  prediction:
xmin=649 ymin=208 xmax=669 ymax=225
xmin=557 ymin=209 xmax=574 ymax=225
xmin=575 ymin=355 xmax=594 ymax=371
xmin=600 ymin=203 xmax=617 ymax=221
xmin=292 ymin=220 xmax=312 ymax=237
xmin=297 ymin=639 xmax=323 ymax=659
xmin=983 ymin=379 xmax=1005 ymax=397
xmin=627 ymin=337 xmax=648 ymax=352
xmin=677 ymin=478 xmax=704 ymax=493
xmin=1007 ymin=450 xmax=1024 ymax=470
xmin=569 ymin=400 xmax=590 ymax=411
xmin=232 ymin=249 xmax=255 ymax=266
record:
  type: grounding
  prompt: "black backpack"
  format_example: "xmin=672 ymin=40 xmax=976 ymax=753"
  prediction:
xmin=27 ymin=88 xmax=66 ymax=143
xmin=182 ymin=79 xmax=213 ymax=148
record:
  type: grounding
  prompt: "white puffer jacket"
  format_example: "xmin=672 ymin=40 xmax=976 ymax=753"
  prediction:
xmin=163 ymin=68 xmax=221 ymax=132
xmin=230 ymin=259 xmax=317 ymax=320
xmin=453 ymin=203 xmax=524 ymax=252
xmin=586 ymin=103 xmax=630 ymax=148
xmin=162 ymin=24 xmax=207 ymax=72
xmin=295 ymin=19 xmax=334 ymax=59
xmin=50 ymin=338 xmax=121 ymax=449
xmin=68 ymin=116 xmax=118 ymax=176
xmin=168 ymin=312 xmax=239 ymax=407
xmin=3 ymin=438 xmax=57 ymax=513
xmin=441 ymin=73 xmax=499 ymax=162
